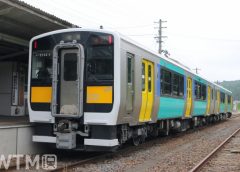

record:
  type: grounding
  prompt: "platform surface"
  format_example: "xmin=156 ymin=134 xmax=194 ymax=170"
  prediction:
xmin=0 ymin=116 xmax=31 ymax=128
xmin=0 ymin=115 xmax=47 ymax=156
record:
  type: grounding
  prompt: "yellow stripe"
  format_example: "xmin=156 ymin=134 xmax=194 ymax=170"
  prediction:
xmin=31 ymin=87 xmax=52 ymax=103
xmin=87 ymin=86 xmax=112 ymax=104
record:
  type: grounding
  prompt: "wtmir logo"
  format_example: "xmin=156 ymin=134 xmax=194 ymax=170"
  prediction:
xmin=0 ymin=154 xmax=57 ymax=170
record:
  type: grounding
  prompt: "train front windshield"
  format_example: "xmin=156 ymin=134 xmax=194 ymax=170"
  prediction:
xmin=30 ymin=31 xmax=114 ymax=112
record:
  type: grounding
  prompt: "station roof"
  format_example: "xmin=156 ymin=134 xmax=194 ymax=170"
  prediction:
xmin=0 ymin=0 xmax=76 ymax=61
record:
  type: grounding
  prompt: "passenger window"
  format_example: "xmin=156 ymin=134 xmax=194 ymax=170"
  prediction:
xmin=172 ymin=73 xmax=184 ymax=97
xmin=228 ymin=95 xmax=231 ymax=104
xmin=202 ymin=85 xmax=206 ymax=100
xmin=194 ymin=81 xmax=206 ymax=100
xmin=220 ymin=92 xmax=225 ymax=103
xmin=64 ymin=53 xmax=77 ymax=81
xmin=142 ymin=63 xmax=145 ymax=91
xmin=173 ymin=74 xmax=179 ymax=96
xmin=148 ymin=65 xmax=152 ymax=92
xmin=161 ymin=69 xmax=172 ymax=95
xmin=195 ymin=81 xmax=201 ymax=99
xmin=179 ymin=76 xmax=184 ymax=96
xmin=128 ymin=56 xmax=132 ymax=83
xmin=212 ymin=89 xmax=214 ymax=99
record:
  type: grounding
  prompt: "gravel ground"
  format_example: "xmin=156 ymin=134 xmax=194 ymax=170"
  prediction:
xmin=8 ymin=114 xmax=240 ymax=172
xmin=66 ymin=114 xmax=240 ymax=172
xmin=200 ymin=126 xmax=240 ymax=172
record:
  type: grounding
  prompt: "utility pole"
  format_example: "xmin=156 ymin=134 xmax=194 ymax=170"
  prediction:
xmin=154 ymin=19 xmax=167 ymax=54
xmin=193 ymin=68 xmax=201 ymax=74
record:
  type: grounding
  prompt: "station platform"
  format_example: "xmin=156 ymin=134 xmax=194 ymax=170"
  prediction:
xmin=0 ymin=116 xmax=47 ymax=156
xmin=0 ymin=116 xmax=30 ymax=127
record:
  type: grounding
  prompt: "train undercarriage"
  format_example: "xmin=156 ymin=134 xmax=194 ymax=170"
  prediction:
xmin=49 ymin=112 xmax=232 ymax=151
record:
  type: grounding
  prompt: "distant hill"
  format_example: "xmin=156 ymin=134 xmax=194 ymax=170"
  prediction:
xmin=217 ymin=80 xmax=240 ymax=100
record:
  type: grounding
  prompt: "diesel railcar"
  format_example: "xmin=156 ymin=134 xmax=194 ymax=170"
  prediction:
xmin=28 ymin=28 xmax=233 ymax=151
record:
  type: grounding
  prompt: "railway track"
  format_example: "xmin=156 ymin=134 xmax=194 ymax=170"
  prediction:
xmin=52 ymin=115 xmax=240 ymax=172
xmin=51 ymin=153 xmax=110 ymax=172
xmin=189 ymin=125 xmax=240 ymax=172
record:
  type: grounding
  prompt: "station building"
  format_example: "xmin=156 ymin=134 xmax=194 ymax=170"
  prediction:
xmin=0 ymin=0 xmax=75 ymax=155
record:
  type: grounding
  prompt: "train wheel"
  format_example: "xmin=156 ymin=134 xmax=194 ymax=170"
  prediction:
xmin=152 ymin=127 xmax=159 ymax=137
xmin=132 ymin=136 xmax=141 ymax=146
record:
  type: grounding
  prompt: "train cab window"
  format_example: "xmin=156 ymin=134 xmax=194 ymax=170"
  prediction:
xmin=161 ymin=69 xmax=172 ymax=95
xmin=31 ymin=51 xmax=52 ymax=83
xmin=64 ymin=53 xmax=77 ymax=81
xmin=172 ymin=73 xmax=184 ymax=97
xmin=86 ymin=34 xmax=114 ymax=82
xmin=142 ymin=63 xmax=145 ymax=91
xmin=148 ymin=65 xmax=152 ymax=92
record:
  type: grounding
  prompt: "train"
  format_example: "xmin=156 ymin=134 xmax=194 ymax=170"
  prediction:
xmin=28 ymin=28 xmax=233 ymax=151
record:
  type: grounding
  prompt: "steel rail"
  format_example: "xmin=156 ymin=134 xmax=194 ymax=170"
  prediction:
xmin=50 ymin=153 xmax=109 ymax=172
xmin=189 ymin=126 xmax=240 ymax=172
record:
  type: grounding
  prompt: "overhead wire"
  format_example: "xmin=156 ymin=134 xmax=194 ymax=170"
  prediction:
xmin=114 ymin=24 xmax=155 ymax=29
xmin=126 ymin=34 xmax=155 ymax=36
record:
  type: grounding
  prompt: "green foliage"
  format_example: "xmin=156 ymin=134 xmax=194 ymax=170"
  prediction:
xmin=238 ymin=103 xmax=240 ymax=111
xmin=218 ymin=80 xmax=240 ymax=100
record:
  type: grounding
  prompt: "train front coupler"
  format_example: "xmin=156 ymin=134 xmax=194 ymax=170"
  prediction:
xmin=53 ymin=119 xmax=89 ymax=149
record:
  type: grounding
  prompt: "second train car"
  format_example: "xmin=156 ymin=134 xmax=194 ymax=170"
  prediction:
xmin=28 ymin=28 xmax=233 ymax=151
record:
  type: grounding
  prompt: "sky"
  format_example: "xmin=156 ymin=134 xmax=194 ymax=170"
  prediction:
xmin=22 ymin=0 xmax=240 ymax=82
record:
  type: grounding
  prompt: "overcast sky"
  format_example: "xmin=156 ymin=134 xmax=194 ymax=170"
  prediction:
xmin=23 ymin=0 xmax=240 ymax=82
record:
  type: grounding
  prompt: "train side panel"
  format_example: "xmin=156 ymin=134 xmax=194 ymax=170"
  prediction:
xmin=193 ymin=101 xmax=207 ymax=116
xmin=192 ymin=76 xmax=207 ymax=116
xmin=116 ymin=39 xmax=160 ymax=126
xmin=157 ymin=59 xmax=185 ymax=119
xmin=158 ymin=97 xmax=185 ymax=119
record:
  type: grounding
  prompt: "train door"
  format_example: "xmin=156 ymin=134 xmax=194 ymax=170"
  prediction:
xmin=210 ymin=88 xmax=214 ymax=114
xmin=51 ymin=44 xmax=84 ymax=117
xmin=126 ymin=53 xmax=134 ymax=112
xmin=139 ymin=59 xmax=154 ymax=122
xmin=206 ymin=86 xmax=211 ymax=114
xmin=59 ymin=49 xmax=79 ymax=115
xmin=185 ymin=77 xmax=192 ymax=118
xmin=217 ymin=90 xmax=220 ymax=113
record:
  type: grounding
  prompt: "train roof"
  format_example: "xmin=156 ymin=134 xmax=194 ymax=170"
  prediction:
xmin=30 ymin=28 xmax=232 ymax=94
